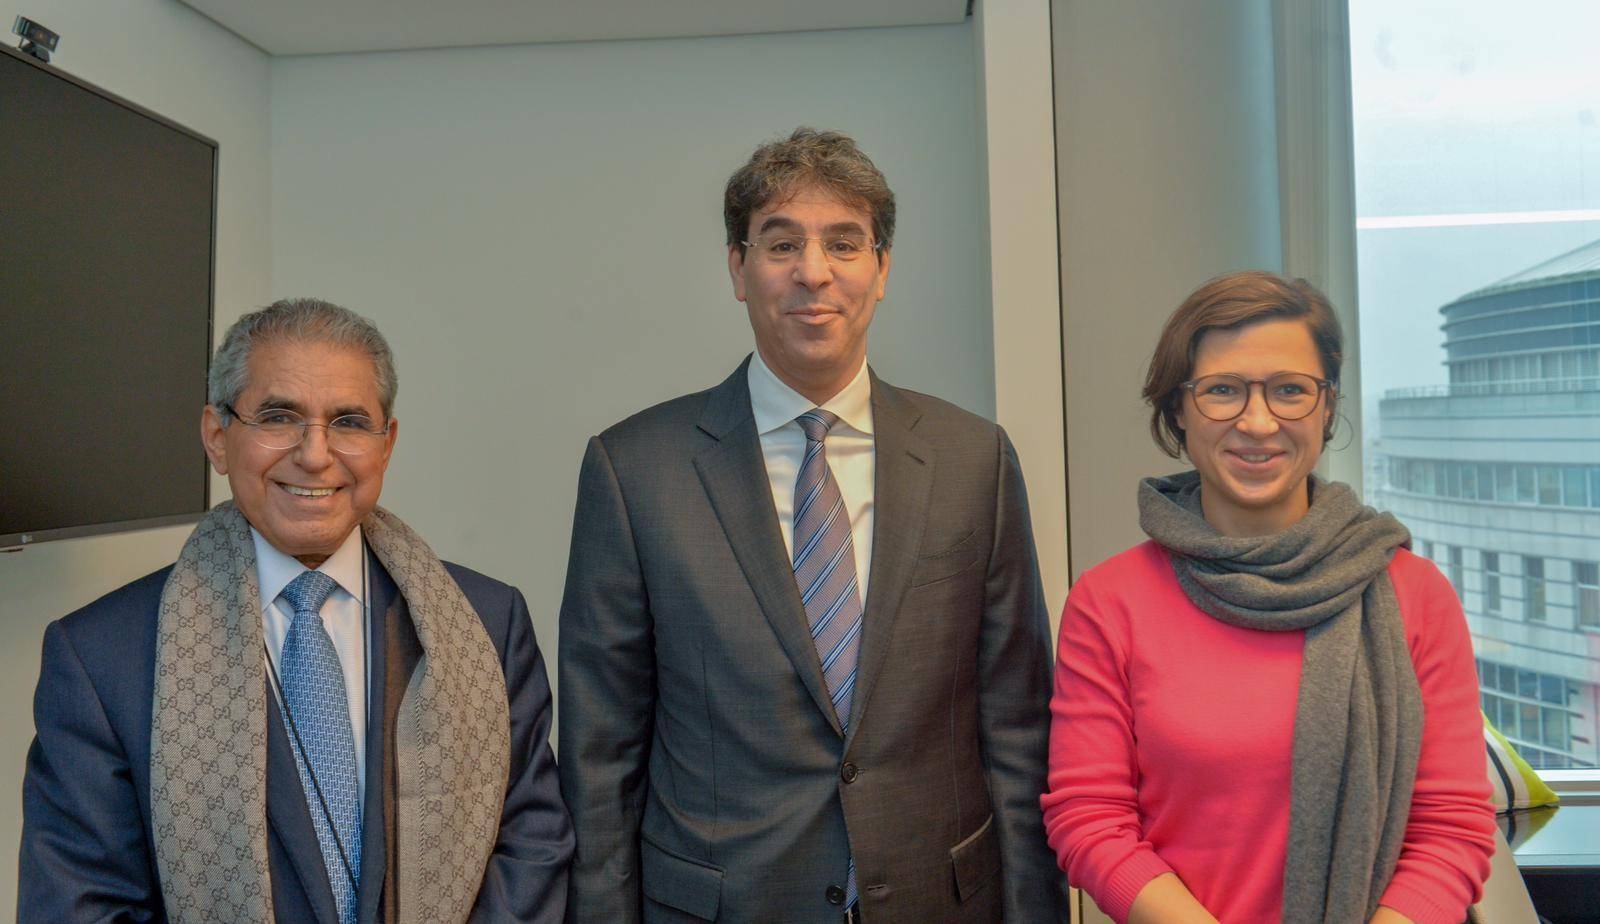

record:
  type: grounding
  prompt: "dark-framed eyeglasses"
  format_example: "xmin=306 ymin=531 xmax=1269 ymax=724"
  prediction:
xmin=222 ymin=404 xmax=390 ymax=454
xmin=1179 ymin=372 xmax=1333 ymax=422
xmin=741 ymin=233 xmax=882 ymax=264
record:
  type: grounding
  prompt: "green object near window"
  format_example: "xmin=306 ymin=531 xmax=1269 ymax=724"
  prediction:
xmin=1485 ymin=713 xmax=1560 ymax=812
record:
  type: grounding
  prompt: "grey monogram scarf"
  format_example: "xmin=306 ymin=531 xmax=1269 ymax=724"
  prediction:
xmin=1138 ymin=471 xmax=1422 ymax=923
xmin=149 ymin=502 xmax=510 ymax=922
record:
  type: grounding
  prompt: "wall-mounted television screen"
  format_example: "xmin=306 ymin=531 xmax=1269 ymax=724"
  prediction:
xmin=1 ymin=44 xmax=217 ymax=548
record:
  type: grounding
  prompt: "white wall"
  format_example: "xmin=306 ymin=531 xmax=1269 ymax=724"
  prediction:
xmin=0 ymin=0 xmax=271 ymax=910
xmin=0 ymin=6 xmax=1066 ymax=910
xmin=1054 ymin=0 xmax=1284 ymax=576
xmin=268 ymin=24 xmax=992 ymax=718
xmin=973 ymin=0 xmax=1070 ymax=614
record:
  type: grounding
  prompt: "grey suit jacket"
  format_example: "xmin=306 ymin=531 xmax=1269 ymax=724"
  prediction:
xmin=558 ymin=358 xmax=1062 ymax=923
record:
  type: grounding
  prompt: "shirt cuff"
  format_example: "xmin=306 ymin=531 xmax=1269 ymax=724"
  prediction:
xmin=1095 ymin=849 xmax=1174 ymax=923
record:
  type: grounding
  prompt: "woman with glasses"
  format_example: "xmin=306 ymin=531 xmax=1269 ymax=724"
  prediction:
xmin=1041 ymin=271 xmax=1494 ymax=923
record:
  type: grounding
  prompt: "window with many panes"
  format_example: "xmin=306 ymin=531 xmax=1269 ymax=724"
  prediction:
xmin=1384 ymin=460 xmax=1600 ymax=508
xmin=1478 ymin=658 xmax=1583 ymax=769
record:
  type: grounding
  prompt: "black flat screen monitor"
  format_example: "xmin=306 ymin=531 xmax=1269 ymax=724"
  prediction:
xmin=1 ymin=44 xmax=217 ymax=548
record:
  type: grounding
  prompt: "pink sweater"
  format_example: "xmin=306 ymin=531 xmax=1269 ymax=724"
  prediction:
xmin=1041 ymin=542 xmax=1494 ymax=924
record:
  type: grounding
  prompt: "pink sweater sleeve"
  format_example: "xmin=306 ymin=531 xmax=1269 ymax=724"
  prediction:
xmin=1376 ymin=552 xmax=1496 ymax=924
xmin=1040 ymin=573 xmax=1171 ymax=922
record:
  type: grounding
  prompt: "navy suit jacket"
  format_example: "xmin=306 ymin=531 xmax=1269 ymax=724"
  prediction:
xmin=19 ymin=551 xmax=572 ymax=923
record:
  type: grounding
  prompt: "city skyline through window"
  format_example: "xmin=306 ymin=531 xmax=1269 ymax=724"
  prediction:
xmin=1351 ymin=0 xmax=1600 ymax=771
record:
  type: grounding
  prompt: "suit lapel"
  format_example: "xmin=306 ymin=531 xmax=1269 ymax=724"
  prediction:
xmin=356 ymin=551 xmax=394 ymax=924
xmin=694 ymin=359 xmax=843 ymax=736
xmin=382 ymin=571 xmax=425 ymax=923
xmin=266 ymin=688 xmax=341 ymax=924
xmin=848 ymin=374 xmax=933 ymax=744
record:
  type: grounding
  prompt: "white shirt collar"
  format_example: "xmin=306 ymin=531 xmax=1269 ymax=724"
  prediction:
xmin=747 ymin=349 xmax=874 ymax=437
xmin=252 ymin=525 xmax=366 ymax=611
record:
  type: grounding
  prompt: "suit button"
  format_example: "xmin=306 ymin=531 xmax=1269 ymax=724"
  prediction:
xmin=840 ymin=762 xmax=859 ymax=783
xmin=826 ymin=885 xmax=847 ymax=905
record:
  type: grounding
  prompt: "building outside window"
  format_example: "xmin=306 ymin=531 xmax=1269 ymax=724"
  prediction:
xmin=1351 ymin=0 xmax=1600 ymax=770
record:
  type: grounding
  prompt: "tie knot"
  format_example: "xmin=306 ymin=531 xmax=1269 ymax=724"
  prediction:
xmin=281 ymin=569 xmax=339 ymax=618
xmin=797 ymin=409 xmax=840 ymax=443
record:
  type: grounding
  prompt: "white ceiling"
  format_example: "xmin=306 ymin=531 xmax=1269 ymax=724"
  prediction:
xmin=180 ymin=0 xmax=970 ymax=56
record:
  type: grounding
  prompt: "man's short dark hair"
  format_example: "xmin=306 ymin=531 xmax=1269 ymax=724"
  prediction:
xmin=724 ymin=127 xmax=896 ymax=256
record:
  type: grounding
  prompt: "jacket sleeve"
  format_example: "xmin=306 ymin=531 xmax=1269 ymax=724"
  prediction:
xmin=557 ymin=435 xmax=656 ymax=924
xmin=20 ymin=619 xmax=162 ymax=923
xmin=978 ymin=428 xmax=1071 ymax=921
xmin=1040 ymin=572 xmax=1173 ymax=923
xmin=1376 ymin=556 xmax=1496 ymax=924
xmin=469 ymin=586 xmax=576 ymax=923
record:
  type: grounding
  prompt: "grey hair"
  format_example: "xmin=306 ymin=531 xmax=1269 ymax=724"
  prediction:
xmin=208 ymin=297 xmax=397 ymax=421
xmin=724 ymin=127 xmax=896 ymax=256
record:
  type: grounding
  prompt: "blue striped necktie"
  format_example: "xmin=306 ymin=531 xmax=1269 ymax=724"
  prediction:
xmin=792 ymin=409 xmax=863 ymax=909
xmin=279 ymin=569 xmax=362 ymax=924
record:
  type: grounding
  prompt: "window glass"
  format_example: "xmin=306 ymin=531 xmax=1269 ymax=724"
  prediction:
xmin=1525 ymin=556 xmax=1546 ymax=621
xmin=1516 ymin=467 xmax=1537 ymax=505
xmin=1352 ymin=0 xmax=1600 ymax=770
xmin=1577 ymin=561 xmax=1600 ymax=630
xmin=1539 ymin=467 xmax=1562 ymax=506
xmin=1483 ymin=553 xmax=1502 ymax=615
xmin=1563 ymin=467 xmax=1586 ymax=507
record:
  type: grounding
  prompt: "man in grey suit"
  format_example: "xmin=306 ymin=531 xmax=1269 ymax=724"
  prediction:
xmin=558 ymin=128 xmax=1061 ymax=923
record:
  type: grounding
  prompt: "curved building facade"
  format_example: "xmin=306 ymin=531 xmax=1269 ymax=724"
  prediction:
xmin=1374 ymin=238 xmax=1600 ymax=770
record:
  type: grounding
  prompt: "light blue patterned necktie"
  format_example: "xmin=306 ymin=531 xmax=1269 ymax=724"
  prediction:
xmin=279 ymin=569 xmax=362 ymax=924
xmin=793 ymin=409 xmax=863 ymax=908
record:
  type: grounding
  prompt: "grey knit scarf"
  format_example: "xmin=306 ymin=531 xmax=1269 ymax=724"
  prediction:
xmin=1138 ymin=471 xmax=1422 ymax=923
xmin=149 ymin=502 xmax=510 ymax=922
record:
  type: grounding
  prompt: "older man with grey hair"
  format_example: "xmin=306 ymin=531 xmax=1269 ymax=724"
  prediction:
xmin=20 ymin=298 xmax=572 ymax=923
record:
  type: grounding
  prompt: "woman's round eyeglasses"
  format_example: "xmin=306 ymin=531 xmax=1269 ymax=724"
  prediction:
xmin=1180 ymin=372 xmax=1333 ymax=422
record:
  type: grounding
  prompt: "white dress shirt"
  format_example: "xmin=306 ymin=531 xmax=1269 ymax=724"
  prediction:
xmin=254 ymin=526 xmax=370 ymax=798
xmin=748 ymin=350 xmax=876 ymax=596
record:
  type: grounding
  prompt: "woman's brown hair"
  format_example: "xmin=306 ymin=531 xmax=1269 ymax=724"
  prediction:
xmin=1143 ymin=270 xmax=1343 ymax=458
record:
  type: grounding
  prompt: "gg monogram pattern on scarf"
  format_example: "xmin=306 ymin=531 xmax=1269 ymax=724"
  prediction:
xmin=151 ymin=502 xmax=510 ymax=923
xmin=150 ymin=503 xmax=274 ymax=922
xmin=365 ymin=507 xmax=510 ymax=922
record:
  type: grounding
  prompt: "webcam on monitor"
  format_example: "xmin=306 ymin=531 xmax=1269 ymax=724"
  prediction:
xmin=13 ymin=15 xmax=58 ymax=63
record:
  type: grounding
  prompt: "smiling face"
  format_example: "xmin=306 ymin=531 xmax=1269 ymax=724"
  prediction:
xmin=1177 ymin=318 xmax=1331 ymax=537
xmin=202 ymin=339 xmax=397 ymax=567
xmin=729 ymin=185 xmax=891 ymax=404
